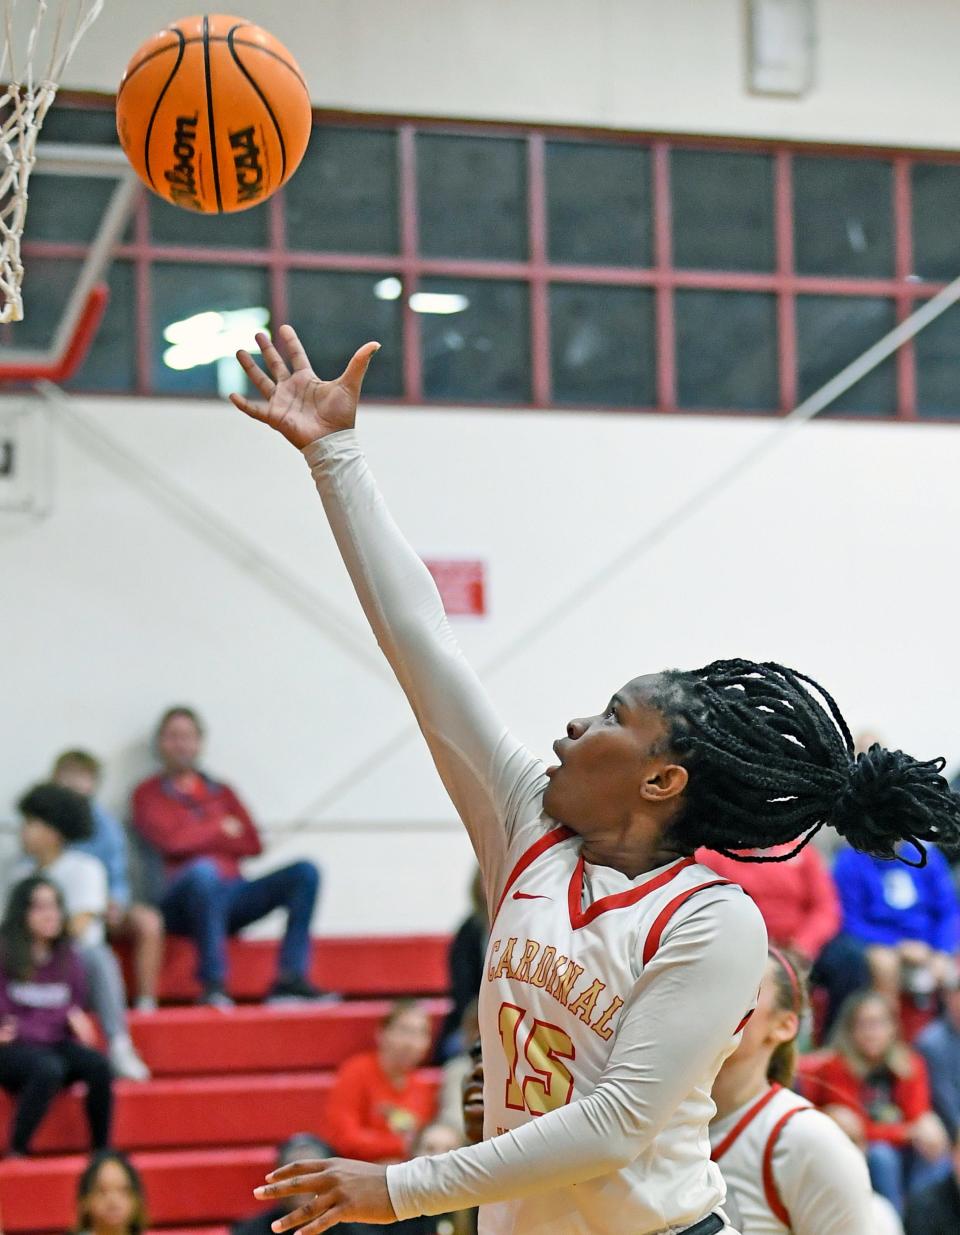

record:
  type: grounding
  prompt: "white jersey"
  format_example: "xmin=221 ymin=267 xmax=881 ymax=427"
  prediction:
xmin=305 ymin=431 xmax=768 ymax=1235
xmin=709 ymin=1084 xmax=873 ymax=1235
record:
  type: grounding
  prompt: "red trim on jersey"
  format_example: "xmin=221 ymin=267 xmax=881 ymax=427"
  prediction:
xmin=567 ymin=855 xmax=697 ymax=930
xmin=762 ymin=1105 xmax=812 ymax=1228
xmin=734 ymin=1007 xmax=755 ymax=1035
xmin=640 ymin=878 xmax=730 ymax=964
xmin=493 ymin=825 xmax=575 ymax=923
xmin=710 ymin=1083 xmax=783 ymax=1163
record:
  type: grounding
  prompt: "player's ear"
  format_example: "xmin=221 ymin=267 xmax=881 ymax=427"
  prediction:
xmin=641 ymin=762 xmax=688 ymax=802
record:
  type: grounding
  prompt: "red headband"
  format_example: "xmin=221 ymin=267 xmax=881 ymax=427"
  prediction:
xmin=768 ymin=946 xmax=801 ymax=1015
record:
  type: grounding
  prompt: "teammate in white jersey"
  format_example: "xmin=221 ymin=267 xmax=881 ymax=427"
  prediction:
xmin=234 ymin=328 xmax=960 ymax=1235
xmin=710 ymin=948 xmax=874 ymax=1234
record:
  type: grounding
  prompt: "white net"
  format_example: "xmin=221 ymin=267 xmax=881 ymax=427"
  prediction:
xmin=1 ymin=0 xmax=104 ymax=323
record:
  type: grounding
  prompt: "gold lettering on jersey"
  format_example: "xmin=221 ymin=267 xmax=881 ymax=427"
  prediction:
xmin=512 ymin=939 xmax=540 ymax=983
xmin=493 ymin=937 xmax=519 ymax=980
xmin=591 ymin=995 xmax=625 ymax=1041
xmin=567 ymin=977 xmax=605 ymax=1025
xmin=488 ymin=935 xmax=626 ymax=1040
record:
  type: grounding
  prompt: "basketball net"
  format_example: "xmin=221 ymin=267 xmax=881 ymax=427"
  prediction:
xmin=1 ymin=0 xmax=104 ymax=323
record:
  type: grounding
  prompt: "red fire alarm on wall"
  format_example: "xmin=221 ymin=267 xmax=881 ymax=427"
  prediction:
xmin=423 ymin=558 xmax=487 ymax=617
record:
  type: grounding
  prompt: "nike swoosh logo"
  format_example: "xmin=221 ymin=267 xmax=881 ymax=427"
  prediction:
xmin=512 ymin=891 xmax=551 ymax=901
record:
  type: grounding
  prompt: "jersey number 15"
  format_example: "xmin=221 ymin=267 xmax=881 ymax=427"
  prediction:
xmin=498 ymin=1001 xmax=576 ymax=1115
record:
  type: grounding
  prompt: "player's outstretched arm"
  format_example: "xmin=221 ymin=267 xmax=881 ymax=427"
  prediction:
xmin=232 ymin=327 xmax=544 ymax=886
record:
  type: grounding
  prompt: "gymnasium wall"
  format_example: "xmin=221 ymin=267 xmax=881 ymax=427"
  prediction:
xmin=62 ymin=0 xmax=960 ymax=150
xmin=2 ymin=396 xmax=959 ymax=932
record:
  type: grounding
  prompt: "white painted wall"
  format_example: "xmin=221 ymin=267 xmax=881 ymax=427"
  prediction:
xmin=3 ymin=394 xmax=960 ymax=933
xmin=60 ymin=0 xmax=960 ymax=150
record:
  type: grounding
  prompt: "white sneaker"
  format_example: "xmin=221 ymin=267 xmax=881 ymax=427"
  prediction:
xmin=109 ymin=1035 xmax=151 ymax=1081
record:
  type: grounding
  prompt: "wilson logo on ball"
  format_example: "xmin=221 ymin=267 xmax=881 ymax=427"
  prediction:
xmin=229 ymin=126 xmax=265 ymax=205
xmin=165 ymin=112 xmax=202 ymax=211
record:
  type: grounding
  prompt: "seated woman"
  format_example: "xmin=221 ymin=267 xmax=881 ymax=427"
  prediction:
xmin=0 ymin=876 xmax=113 ymax=1156
xmin=72 ymin=1150 xmax=147 ymax=1235
xmin=804 ymin=990 xmax=950 ymax=1214
xmin=324 ymin=1000 xmax=437 ymax=1163
xmin=709 ymin=947 xmax=874 ymax=1233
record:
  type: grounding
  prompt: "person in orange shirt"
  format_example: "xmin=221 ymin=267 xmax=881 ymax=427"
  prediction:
xmin=325 ymin=1000 xmax=437 ymax=1163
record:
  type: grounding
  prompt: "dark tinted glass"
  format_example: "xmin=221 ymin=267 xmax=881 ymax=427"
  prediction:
xmin=419 ymin=278 xmax=529 ymax=402
xmin=151 ymin=264 xmax=270 ymax=396
xmin=14 ymin=257 xmax=81 ymax=350
xmin=796 ymin=296 xmax=896 ymax=415
xmin=417 ymin=135 xmax=527 ymax=260
xmin=551 ymin=285 xmax=655 ymax=406
xmin=149 ymin=195 xmax=269 ymax=249
xmin=671 ymin=149 xmax=775 ymax=271
xmin=23 ymin=175 xmax=120 ymax=245
xmin=675 ymin=291 xmax=778 ymax=410
xmin=40 ymin=105 xmax=119 ymax=145
xmin=916 ymin=300 xmax=960 ymax=417
xmin=794 ymin=156 xmax=893 ymax=277
xmin=287 ymin=271 xmax=403 ymax=397
xmin=911 ymin=163 xmax=960 ymax=282
xmin=65 ymin=261 xmax=137 ymax=393
xmin=285 ymin=127 xmax=398 ymax=254
xmin=546 ymin=142 xmax=651 ymax=266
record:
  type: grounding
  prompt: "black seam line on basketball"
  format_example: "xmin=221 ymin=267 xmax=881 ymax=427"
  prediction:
xmin=228 ymin=24 xmax=286 ymax=182
xmin=203 ymin=16 xmax=224 ymax=214
xmin=116 ymin=36 xmax=309 ymax=95
xmin=141 ymin=28 xmax=186 ymax=192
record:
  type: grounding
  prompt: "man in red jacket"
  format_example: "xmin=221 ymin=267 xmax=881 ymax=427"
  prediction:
xmin=131 ymin=706 xmax=322 ymax=1007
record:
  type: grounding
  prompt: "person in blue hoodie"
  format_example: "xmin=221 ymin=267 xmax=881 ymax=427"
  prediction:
xmin=833 ymin=834 xmax=960 ymax=1011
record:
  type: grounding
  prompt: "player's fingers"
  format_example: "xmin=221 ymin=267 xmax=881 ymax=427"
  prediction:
xmin=277 ymin=323 xmax=313 ymax=373
xmin=263 ymin=1159 xmax=332 ymax=1184
xmin=268 ymin=1196 xmax=331 ymax=1233
xmin=339 ymin=341 xmax=381 ymax=398
xmin=255 ymin=332 xmax=290 ymax=383
xmin=236 ymin=349 xmax=276 ymax=399
xmin=229 ymin=392 xmax=271 ymax=421
xmin=294 ymin=1206 xmax=351 ymax=1235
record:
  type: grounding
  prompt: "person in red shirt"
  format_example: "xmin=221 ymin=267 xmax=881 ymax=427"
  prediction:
xmin=130 ymin=706 xmax=323 ymax=1007
xmin=805 ymin=990 xmax=950 ymax=1214
xmin=325 ymin=1000 xmax=437 ymax=1163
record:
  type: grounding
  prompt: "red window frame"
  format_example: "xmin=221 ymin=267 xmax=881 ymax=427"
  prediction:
xmin=20 ymin=94 xmax=960 ymax=419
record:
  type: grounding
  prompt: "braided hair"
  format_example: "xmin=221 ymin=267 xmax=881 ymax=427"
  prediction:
xmin=647 ymin=659 xmax=960 ymax=867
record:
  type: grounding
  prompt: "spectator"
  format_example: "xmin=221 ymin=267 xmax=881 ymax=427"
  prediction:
xmin=9 ymin=785 xmax=149 ymax=1081
xmin=72 ymin=1150 xmax=147 ymax=1235
xmin=52 ymin=750 xmax=164 ymax=1013
xmin=916 ymin=962 xmax=960 ymax=1140
xmin=437 ymin=1000 xmax=479 ymax=1137
xmin=438 ymin=870 xmax=487 ymax=1060
xmin=0 ymin=876 xmax=113 ymax=1156
xmin=130 ymin=706 xmax=323 ymax=1007
xmin=804 ymin=990 xmax=950 ymax=1213
xmin=232 ymin=1134 xmax=367 ymax=1235
xmin=833 ymin=839 xmax=960 ymax=1009
xmin=904 ymin=1128 xmax=960 ymax=1234
xmin=324 ymin=999 xmax=437 ymax=1163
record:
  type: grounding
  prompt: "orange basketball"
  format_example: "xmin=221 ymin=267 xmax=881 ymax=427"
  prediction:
xmin=116 ymin=14 xmax=311 ymax=213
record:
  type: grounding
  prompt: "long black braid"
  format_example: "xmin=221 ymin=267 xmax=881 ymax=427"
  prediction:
xmin=648 ymin=659 xmax=960 ymax=867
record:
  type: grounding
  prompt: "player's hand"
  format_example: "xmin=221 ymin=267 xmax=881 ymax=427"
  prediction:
xmin=232 ymin=324 xmax=380 ymax=449
xmin=254 ymin=1158 xmax=396 ymax=1233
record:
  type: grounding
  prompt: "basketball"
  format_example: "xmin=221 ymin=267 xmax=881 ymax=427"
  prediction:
xmin=115 ymin=14 xmax=311 ymax=213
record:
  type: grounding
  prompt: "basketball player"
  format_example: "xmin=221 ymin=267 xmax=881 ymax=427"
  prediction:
xmin=709 ymin=948 xmax=875 ymax=1233
xmin=235 ymin=327 xmax=960 ymax=1235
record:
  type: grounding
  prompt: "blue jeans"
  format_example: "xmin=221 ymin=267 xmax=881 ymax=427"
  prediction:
xmin=161 ymin=858 xmax=320 ymax=987
xmin=867 ymin=1140 xmax=953 ymax=1215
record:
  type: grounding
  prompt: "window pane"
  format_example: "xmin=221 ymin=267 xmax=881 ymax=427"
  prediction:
xmin=419 ymin=278 xmax=529 ymax=402
xmin=794 ymin=156 xmax=894 ymax=277
xmin=24 ymin=175 xmax=120 ymax=245
xmin=551 ymin=285 xmax=655 ymax=406
xmin=675 ymin=291 xmax=778 ymax=410
xmin=65 ymin=261 xmax=136 ymax=393
xmin=40 ymin=104 xmax=119 ymax=145
xmin=796 ymin=296 xmax=896 ymax=415
xmin=417 ymin=135 xmax=527 ymax=260
xmin=285 ymin=127 xmax=398 ymax=254
xmin=13 ymin=256 xmax=81 ymax=350
xmin=546 ymin=142 xmax=651 ymax=266
xmin=151 ymin=264 xmax=270 ymax=396
xmin=916 ymin=301 xmax=960 ymax=417
xmin=672 ymin=149 xmax=775 ymax=271
xmin=287 ymin=271 xmax=402 ymax=398
xmin=912 ymin=163 xmax=960 ymax=282
xmin=149 ymin=195 xmax=269 ymax=249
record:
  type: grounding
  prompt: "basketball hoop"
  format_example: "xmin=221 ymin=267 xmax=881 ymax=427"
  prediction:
xmin=1 ymin=0 xmax=105 ymax=323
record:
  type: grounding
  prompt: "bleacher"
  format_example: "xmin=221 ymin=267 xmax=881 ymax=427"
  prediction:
xmin=0 ymin=936 xmax=452 ymax=1235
